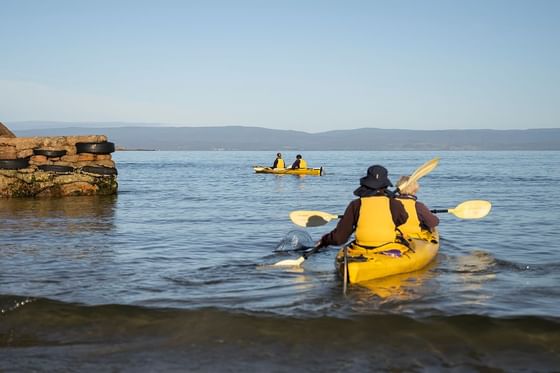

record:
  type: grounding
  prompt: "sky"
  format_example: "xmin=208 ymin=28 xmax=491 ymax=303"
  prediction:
xmin=1 ymin=0 xmax=559 ymax=132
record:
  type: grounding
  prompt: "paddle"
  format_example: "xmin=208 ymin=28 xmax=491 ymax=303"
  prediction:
xmin=431 ymin=199 xmax=492 ymax=219
xmin=289 ymin=200 xmax=492 ymax=228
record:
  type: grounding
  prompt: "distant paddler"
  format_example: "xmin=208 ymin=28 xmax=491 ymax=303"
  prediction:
xmin=272 ymin=153 xmax=285 ymax=169
xmin=291 ymin=154 xmax=307 ymax=169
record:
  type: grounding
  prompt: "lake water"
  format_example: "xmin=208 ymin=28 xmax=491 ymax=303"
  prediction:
xmin=1 ymin=151 xmax=559 ymax=372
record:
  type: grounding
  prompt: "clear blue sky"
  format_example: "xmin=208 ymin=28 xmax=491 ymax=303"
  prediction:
xmin=1 ymin=0 xmax=558 ymax=132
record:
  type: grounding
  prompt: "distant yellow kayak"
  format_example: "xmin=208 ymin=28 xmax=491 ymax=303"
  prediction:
xmin=253 ymin=166 xmax=323 ymax=176
xmin=335 ymin=230 xmax=439 ymax=283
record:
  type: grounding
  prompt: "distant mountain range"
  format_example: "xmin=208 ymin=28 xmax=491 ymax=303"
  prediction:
xmin=9 ymin=121 xmax=560 ymax=150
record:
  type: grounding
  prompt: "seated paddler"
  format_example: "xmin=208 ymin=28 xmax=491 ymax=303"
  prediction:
xmin=272 ymin=152 xmax=285 ymax=169
xmin=316 ymin=165 xmax=408 ymax=250
xmin=395 ymin=176 xmax=439 ymax=238
xmin=291 ymin=154 xmax=307 ymax=169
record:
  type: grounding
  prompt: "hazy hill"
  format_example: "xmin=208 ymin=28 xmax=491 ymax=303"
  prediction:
xmin=10 ymin=122 xmax=560 ymax=150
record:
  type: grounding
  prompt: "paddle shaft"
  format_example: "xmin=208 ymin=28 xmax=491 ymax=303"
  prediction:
xmin=303 ymin=243 xmax=322 ymax=259
xmin=320 ymin=211 xmax=449 ymax=216
xmin=431 ymin=209 xmax=448 ymax=214
xmin=305 ymin=209 xmax=458 ymax=220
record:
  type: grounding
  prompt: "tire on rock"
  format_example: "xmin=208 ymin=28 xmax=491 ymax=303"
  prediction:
xmin=81 ymin=166 xmax=118 ymax=176
xmin=0 ymin=158 xmax=30 ymax=170
xmin=33 ymin=149 xmax=67 ymax=157
xmin=38 ymin=164 xmax=75 ymax=173
xmin=75 ymin=142 xmax=115 ymax=154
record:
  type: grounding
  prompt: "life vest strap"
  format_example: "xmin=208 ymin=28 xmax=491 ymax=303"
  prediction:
xmin=350 ymin=240 xmax=394 ymax=252
xmin=350 ymin=234 xmax=414 ymax=255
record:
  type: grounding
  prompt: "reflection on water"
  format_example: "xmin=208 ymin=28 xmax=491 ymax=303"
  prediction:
xmin=0 ymin=195 xmax=117 ymax=217
xmin=452 ymin=250 xmax=497 ymax=307
xmin=271 ymin=174 xmax=286 ymax=193
xmin=355 ymin=259 xmax=438 ymax=300
xmin=266 ymin=174 xmax=310 ymax=193
xmin=454 ymin=249 xmax=497 ymax=291
xmin=0 ymin=195 xmax=120 ymax=304
xmin=0 ymin=195 xmax=117 ymax=234
xmin=294 ymin=175 xmax=309 ymax=191
xmin=0 ymin=195 xmax=119 ymax=298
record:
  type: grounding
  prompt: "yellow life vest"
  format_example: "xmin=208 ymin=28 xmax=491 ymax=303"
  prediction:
xmin=299 ymin=159 xmax=307 ymax=168
xmin=397 ymin=197 xmax=422 ymax=235
xmin=276 ymin=159 xmax=285 ymax=168
xmin=355 ymin=196 xmax=396 ymax=247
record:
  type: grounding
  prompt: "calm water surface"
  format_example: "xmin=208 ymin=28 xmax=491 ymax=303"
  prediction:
xmin=1 ymin=151 xmax=559 ymax=371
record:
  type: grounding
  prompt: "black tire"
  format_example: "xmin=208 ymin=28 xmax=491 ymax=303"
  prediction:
xmin=76 ymin=142 xmax=115 ymax=154
xmin=81 ymin=166 xmax=118 ymax=176
xmin=0 ymin=158 xmax=29 ymax=170
xmin=38 ymin=164 xmax=75 ymax=173
xmin=33 ymin=149 xmax=67 ymax=157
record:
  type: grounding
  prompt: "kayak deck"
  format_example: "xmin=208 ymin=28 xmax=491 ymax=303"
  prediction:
xmin=335 ymin=230 xmax=439 ymax=284
xmin=253 ymin=166 xmax=323 ymax=176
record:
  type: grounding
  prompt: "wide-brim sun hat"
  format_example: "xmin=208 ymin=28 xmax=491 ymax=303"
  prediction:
xmin=353 ymin=165 xmax=393 ymax=196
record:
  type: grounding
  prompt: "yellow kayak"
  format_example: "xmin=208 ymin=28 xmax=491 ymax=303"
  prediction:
xmin=335 ymin=230 xmax=439 ymax=284
xmin=253 ymin=166 xmax=323 ymax=176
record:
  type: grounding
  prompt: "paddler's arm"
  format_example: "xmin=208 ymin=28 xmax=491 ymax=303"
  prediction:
xmin=291 ymin=159 xmax=300 ymax=169
xmin=317 ymin=199 xmax=360 ymax=248
xmin=415 ymin=201 xmax=439 ymax=230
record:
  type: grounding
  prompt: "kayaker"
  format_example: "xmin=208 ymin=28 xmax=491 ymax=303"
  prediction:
xmin=291 ymin=154 xmax=307 ymax=169
xmin=315 ymin=165 xmax=408 ymax=250
xmin=395 ymin=176 xmax=439 ymax=235
xmin=272 ymin=153 xmax=285 ymax=168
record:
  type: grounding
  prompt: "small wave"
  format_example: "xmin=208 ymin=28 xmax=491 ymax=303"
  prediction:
xmin=0 ymin=296 xmax=36 ymax=315
xmin=163 ymin=276 xmax=225 ymax=286
xmin=439 ymin=248 xmax=560 ymax=276
xmin=1 ymin=295 xmax=559 ymax=371
xmin=494 ymin=258 xmax=560 ymax=274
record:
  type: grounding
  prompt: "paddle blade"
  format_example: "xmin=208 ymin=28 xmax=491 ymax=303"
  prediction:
xmin=289 ymin=210 xmax=339 ymax=227
xmin=410 ymin=157 xmax=440 ymax=181
xmin=272 ymin=256 xmax=305 ymax=266
xmin=398 ymin=158 xmax=440 ymax=192
xmin=449 ymin=200 xmax=492 ymax=219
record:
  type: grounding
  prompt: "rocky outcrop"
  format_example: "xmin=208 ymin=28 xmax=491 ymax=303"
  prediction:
xmin=0 ymin=121 xmax=16 ymax=138
xmin=0 ymin=135 xmax=118 ymax=198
